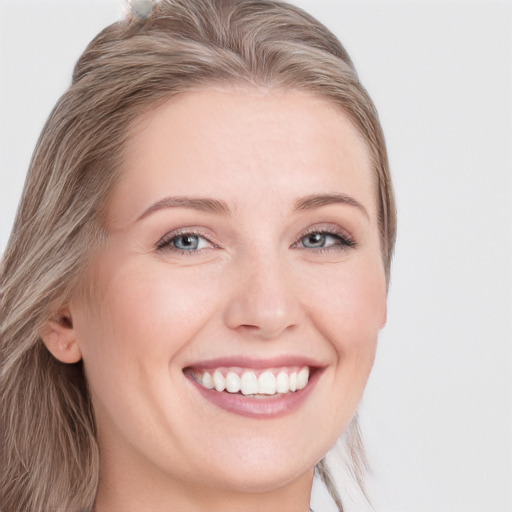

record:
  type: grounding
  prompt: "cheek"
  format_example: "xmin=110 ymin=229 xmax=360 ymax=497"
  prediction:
xmin=303 ymin=257 xmax=386 ymax=406
xmin=307 ymin=259 xmax=386 ymax=344
xmin=290 ymin=256 xmax=386 ymax=435
xmin=71 ymin=262 xmax=218 ymax=441
xmin=75 ymin=261 xmax=217 ymax=367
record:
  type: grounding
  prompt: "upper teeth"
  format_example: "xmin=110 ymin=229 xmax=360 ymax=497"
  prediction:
xmin=192 ymin=367 xmax=310 ymax=396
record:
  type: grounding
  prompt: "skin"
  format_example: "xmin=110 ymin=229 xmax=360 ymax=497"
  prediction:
xmin=43 ymin=88 xmax=387 ymax=512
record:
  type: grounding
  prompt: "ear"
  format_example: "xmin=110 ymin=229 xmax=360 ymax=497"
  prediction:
xmin=40 ymin=308 xmax=82 ymax=364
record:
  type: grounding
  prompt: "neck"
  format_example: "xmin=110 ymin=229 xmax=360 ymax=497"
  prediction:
xmin=94 ymin=469 xmax=314 ymax=512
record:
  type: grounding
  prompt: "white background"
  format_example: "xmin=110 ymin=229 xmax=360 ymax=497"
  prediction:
xmin=1 ymin=1 xmax=511 ymax=511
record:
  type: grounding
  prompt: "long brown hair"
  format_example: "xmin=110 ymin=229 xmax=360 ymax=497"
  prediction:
xmin=0 ymin=1 xmax=396 ymax=510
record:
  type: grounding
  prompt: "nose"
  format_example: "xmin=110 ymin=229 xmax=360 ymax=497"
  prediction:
xmin=223 ymin=252 xmax=302 ymax=340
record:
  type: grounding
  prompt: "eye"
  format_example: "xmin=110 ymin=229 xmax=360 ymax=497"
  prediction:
xmin=302 ymin=232 xmax=335 ymax=249
xmin=173 ymin=234 xmax=207 ymax=251
xmin=296 ymin=230 xmax=356 ymax=251
xmin=156 ymin=231 xmax=213 ymax=253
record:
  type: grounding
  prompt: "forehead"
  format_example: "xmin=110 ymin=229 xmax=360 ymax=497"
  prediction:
xmin=108 ymin=87 xmax=376 ymax=227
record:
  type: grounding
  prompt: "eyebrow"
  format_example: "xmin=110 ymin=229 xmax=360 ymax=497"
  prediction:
xmin=137 ymin=196 xmax=231 ymax=221
xmin=136 ymin=192 xmax=368 ymax=223
xmin=294 ymin=193 xmax=369 ymax=219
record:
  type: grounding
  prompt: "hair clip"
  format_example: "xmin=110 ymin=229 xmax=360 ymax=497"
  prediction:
xmin=128 ymin=0 xmax=160 ymax=21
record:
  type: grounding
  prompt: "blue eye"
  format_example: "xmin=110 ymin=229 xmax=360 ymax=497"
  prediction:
xmin=302 ymin=233 xmax=330 ymax=248
xmin=157 ymin=232 xmax=212 ymax=253
xmin=299 ymin=231 xmax=355 ymax=250
xmin=173 ymin=234 xmax=201 ymax=251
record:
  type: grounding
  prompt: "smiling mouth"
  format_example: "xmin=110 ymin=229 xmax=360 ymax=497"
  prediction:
xmin=185 ymin=366 xmax=310 ymax=397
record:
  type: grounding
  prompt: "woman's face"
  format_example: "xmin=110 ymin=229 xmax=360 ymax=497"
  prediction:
xmin=70 ymin=88 xmax=387 ymax=500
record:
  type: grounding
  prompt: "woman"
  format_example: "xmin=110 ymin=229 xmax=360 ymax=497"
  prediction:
xmin=0 ymin=0 xmax=396 ymax=511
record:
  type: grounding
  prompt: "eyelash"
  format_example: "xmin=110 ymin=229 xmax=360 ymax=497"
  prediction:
xmin=155 ymin=227 xmax=356 ymax=254
xmin=292 ymin=228 xmax=357 ymax=252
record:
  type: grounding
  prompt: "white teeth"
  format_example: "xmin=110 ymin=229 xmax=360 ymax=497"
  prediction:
xmin=297 ymin=367 xmax=309 ymax=390
xmin=213 ymin=370 xmax=225 ymax=392
xmin=276 ymin=371 xmax=290 ymax=393
xmin=240 ymin=372 xmax=259 ymax=395
xmin=226 ymin=371 xmax=241 ymax=393
xmin=289 ymin=372 xmax=297 ymax=392
xmin=258 ymin=370 xmax=276 ymax=395
xmin=201 ymin=372 xmax=214 ymax=389
xmin=194 ymin=367 xmax=311 ymax=396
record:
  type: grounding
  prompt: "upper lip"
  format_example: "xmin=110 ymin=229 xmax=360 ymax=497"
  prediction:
xmin=183 ymin=355 xmax=325 ymax=371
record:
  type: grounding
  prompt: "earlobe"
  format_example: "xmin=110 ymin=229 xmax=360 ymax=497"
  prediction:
xmin=40 ymin=310 xmax=82 ymax=364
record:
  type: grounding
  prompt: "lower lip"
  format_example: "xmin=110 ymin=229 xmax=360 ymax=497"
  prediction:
xmin=186 ymin=370 xmax=321 ymax=419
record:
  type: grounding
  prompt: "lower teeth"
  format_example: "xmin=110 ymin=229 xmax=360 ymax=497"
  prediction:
xmin=245 ymin=393 xmax=280 ymax=398
xmin=223 ymin=391 xmax=284 ymax=398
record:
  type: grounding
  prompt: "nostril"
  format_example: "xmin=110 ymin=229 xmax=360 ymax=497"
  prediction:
xmin=222 ymin=263 xmax=301 ymax=337
xmin=236 ymin=321 xmax=297 ymax=340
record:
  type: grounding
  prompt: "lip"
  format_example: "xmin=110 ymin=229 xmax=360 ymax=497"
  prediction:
xmin=184 ymin=355 xmax=324 ymax=370
xmin=183 ymin=356 xmax=324 ymax=419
